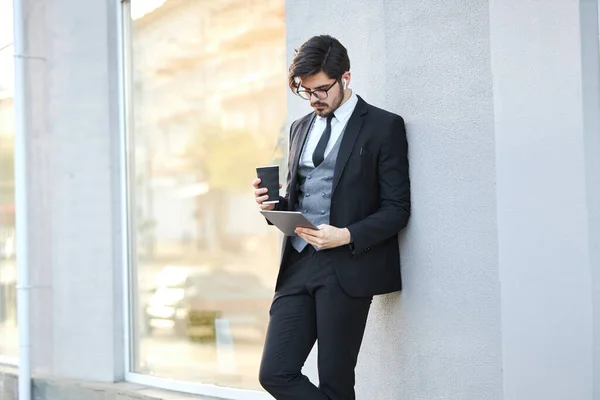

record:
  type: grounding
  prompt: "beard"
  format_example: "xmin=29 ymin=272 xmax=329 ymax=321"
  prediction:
xmin=312 ymin=85 xmax=344 ymax=117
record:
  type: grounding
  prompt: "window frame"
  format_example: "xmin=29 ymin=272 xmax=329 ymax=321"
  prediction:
xmin=117 ymin=1 xmax=274 ymax=398
xmin=0 ymin=12 xmax=18 ymax=368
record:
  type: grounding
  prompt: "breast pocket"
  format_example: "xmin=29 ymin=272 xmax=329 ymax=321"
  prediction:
xmin=345 ymin=146 xmax=377 ymax=190
xmin=356 ymin=145 xmax=377 ymax=173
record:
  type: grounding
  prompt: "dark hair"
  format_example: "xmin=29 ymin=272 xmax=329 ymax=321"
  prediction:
xmin=288 ymin=35 xmax=350 ymax=92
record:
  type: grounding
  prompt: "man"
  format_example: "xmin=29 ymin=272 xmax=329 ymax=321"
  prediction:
xmin=252 ymin=34 xmax=410 ymax=400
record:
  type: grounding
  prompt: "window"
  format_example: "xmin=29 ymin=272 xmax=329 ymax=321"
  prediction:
xmin=124 ymin=0 xmax=287 ymax=393
xmin=0 ymin=0 xmax=18 ymax=364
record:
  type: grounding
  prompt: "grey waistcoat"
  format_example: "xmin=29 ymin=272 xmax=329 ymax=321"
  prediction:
xmin=290 ymin=129 xmax=344 ymax=252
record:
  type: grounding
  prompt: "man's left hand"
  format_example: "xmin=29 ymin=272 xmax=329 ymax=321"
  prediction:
xmin=295 ymin=224 xmax=351 ymax=250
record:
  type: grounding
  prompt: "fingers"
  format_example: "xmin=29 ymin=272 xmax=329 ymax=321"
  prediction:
xmin=254 ymin=187 xmax=268 ymax=197
xmin=279 ymin=183 xmax=283 ymax=188
xmin=255 ymin=194 xmax=269 ymax=203
xmin=298 ymin=233 xmax=326 ymax=249
xmin=255 ymin=192 xmax=274 ymax=210
xmin=297 ymin=225 xmax=335 ymax=249
xmin=299 ymin=229 xmax=321 ymax=239
xmin=253 ymin=179 xmax=275 ymax=211
xmin=296 ymin=226 xmax=322 ymax=237
xmin=296 ymin=227 xmax=325 ymax=249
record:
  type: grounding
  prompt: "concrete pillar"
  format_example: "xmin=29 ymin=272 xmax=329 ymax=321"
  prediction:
xmin=580 ymin=1 xmax=600 ymax=397
xmin=287 ymin=1 xmax=503 ymax=399
xmin=490 ymin=0 xmax=598 ymax=398
xmin=23 ymin=0 xmax=124 ymax=381
xmin=287 ymin=1 xmax=599 ymax=400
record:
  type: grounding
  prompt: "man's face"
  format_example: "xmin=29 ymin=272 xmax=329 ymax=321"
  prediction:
xmin=299 ymin=71 xmax=344 ymax=117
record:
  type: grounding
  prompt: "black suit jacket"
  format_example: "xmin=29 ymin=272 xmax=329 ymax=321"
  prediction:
xmin=273 ymin=95 xmax=410 ymax=297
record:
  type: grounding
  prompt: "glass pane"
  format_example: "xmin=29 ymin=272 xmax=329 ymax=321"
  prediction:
xmin=0 ymin=0 xmax=18 ymax=361
xmin=128 ymin=0 xmax=286 ymax=390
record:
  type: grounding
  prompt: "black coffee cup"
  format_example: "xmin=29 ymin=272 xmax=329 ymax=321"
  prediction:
xmin=256 ymin=165 xmax=280 ymax=204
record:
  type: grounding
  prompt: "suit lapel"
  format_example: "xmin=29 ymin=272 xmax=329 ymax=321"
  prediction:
xmin=332 ymin=97 xmax=368 ymax=194
xmin=290 ymin=114 xmax=315 ymax=177
xmin=288 ymin=113 xmax=316 ymax=208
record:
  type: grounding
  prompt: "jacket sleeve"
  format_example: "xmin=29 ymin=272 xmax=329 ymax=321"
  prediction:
xmin=346 ymin=116 xmax=411 ymax=254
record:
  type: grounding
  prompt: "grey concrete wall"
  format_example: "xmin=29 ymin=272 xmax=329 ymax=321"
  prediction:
xmin=580 ymin=2 xmax=600 ymax=398
xmin=490 ymin=0 xmax=596 ymax=399
xmin=22 ymin=0 xmax=125 ymax=381
xmin=286 ymin=1 xmax=503 ymax=399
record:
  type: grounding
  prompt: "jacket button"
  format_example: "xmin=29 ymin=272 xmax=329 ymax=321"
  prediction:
xmin=306 ymin=193 xmax=310 ymax=197
xmin=320 ymin=210 xmax=326 ymax=215
xmin=321 ymin=192 xmax=326 ymax=197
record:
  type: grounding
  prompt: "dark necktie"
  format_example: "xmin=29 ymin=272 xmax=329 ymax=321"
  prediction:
xmin=312 ymin=114 xmax=334 ymax=167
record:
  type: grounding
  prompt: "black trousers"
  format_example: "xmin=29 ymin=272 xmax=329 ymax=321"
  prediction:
xmin=259 ymin=246 xmax=372 ymax=400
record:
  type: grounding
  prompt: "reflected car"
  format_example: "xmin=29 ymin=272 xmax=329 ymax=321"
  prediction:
xmin=144 ymin=265 xmax=272 ymax=342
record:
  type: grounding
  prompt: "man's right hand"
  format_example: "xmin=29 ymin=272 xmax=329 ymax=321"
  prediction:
xmin=253 ymin=178 xmax=283 ymax=210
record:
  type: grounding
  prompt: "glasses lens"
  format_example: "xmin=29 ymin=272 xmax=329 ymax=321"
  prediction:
xmin=297 ymin=90 xmax=310 ymax=100
xmin=313 ymin=90 xmax=327 ymax=100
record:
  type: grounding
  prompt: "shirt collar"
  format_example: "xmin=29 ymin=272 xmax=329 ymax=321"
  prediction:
xmin=318 ymin=90 xmax=358 ymax=124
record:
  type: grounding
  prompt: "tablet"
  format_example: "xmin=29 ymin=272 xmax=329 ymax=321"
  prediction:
xmin=260 ymin=210 xmax=319 ymax=236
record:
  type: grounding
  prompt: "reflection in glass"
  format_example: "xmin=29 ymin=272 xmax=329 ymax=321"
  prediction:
xmin=128 ymin=0 xmax=286 ymax=390
xmin=0 ymin=0 xmax=18 ymax=361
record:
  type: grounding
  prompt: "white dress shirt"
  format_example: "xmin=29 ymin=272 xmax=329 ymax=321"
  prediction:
xmin=299 ymin=90 xmax=359 ymax=167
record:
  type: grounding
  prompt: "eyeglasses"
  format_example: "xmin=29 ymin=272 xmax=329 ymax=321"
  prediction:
xmin=295 ymin=80 xmax=338 ymax=101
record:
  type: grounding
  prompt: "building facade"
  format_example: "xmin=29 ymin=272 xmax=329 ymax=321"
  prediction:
xmin=0 ymin=0 xmax=599 ymax=399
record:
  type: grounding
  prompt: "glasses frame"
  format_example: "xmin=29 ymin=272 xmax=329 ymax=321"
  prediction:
xmin=295 ymin=79 xmax=339 ymax=101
